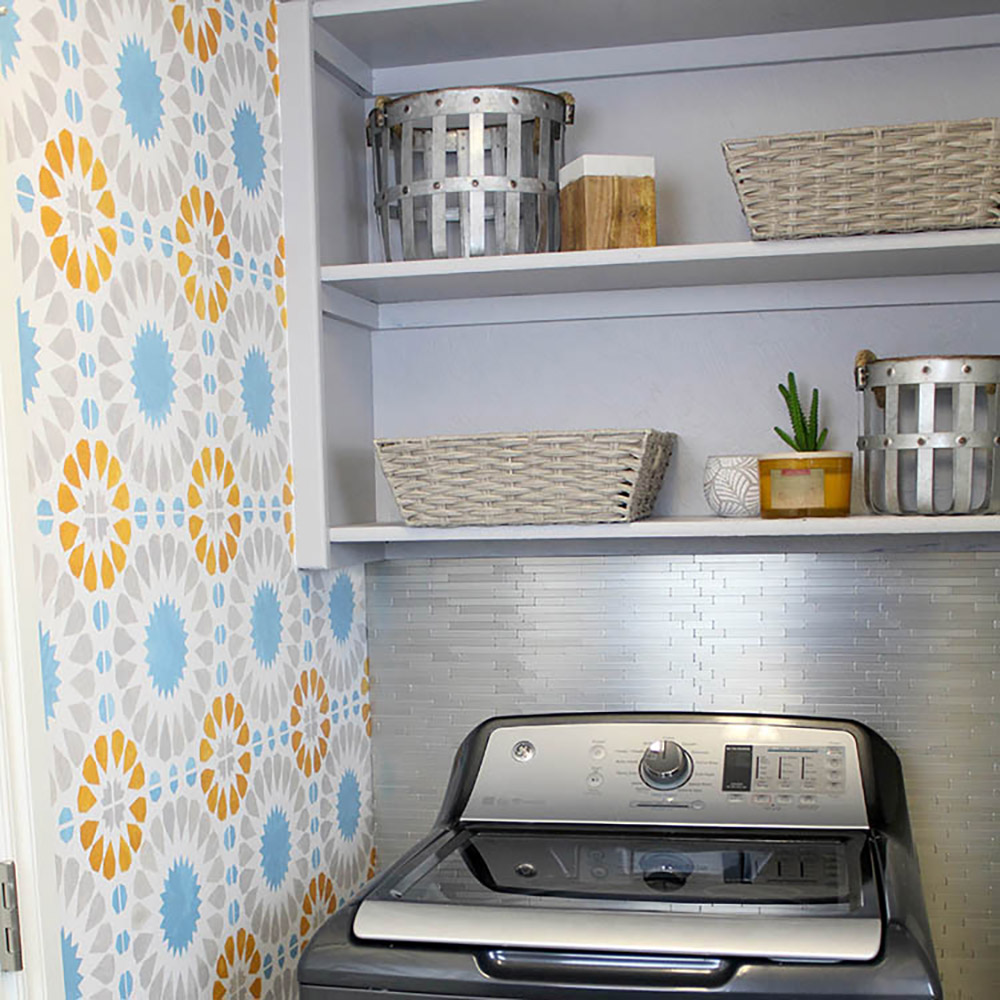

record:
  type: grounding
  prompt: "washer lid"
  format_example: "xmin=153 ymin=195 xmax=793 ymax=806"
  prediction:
xmin=355 ymin=900 xmax=882 ymax=962
xmin=354 ymin=828 xmax=882 ymax=962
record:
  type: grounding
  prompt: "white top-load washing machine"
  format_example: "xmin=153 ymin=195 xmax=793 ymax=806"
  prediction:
xmin=299 ymin=713 xmax=941 ymax=1000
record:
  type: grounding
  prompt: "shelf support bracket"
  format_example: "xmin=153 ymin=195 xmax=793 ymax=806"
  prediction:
xmin=322 ymin=285 xmax=379 ymax=329
xmin=312 ymin=18 xmax=374 ymax=97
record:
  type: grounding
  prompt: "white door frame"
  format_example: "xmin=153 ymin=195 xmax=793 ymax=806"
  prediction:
xmin=0 ymin=112 xmax=63 ymax=999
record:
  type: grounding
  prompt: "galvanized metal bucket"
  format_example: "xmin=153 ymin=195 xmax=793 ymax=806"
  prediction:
xmin=366 ymin=86 xmax=574 ymax=260
xmin=855 ymin=352 xmax=1000 ymax=515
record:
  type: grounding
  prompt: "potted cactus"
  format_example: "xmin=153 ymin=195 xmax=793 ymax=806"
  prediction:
xmin=758 ymin=371 xmax=852 ymax=518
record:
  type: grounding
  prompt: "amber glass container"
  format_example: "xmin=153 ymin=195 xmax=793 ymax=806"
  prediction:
xmin=758 ymin=451 xmax=853 ymax=518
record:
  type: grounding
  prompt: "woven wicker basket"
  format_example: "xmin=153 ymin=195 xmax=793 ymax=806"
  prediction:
xmin=722 ymin=117 xmax=1000 ymax=240
xmin=375 ymin=429 xmax=675 ymax=526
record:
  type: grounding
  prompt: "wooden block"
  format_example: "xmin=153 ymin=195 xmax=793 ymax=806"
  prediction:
xmin=560 ymin=174 xmax=657 ymax=251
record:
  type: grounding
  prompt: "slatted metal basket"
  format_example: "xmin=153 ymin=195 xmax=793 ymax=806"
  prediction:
xmin=375 ymin=429 xmax=675 ymax=526
xmin=723 ymin=117 xmax=1000 ymax=240
xmin=855 ymin=352 xmax=1000 ymax=515
xmin=366 ymin=86 xmax=574 ymax=260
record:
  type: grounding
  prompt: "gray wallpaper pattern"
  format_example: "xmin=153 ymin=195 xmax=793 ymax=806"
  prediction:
xmin=367 ymin=552 xmax=999 ymax=1000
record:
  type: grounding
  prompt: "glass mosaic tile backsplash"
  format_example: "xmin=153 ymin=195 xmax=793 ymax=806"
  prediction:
xmin=368 ymin=552 xmax=999 ymax=1000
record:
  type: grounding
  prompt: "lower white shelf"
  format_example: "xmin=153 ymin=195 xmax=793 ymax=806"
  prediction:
xmin=326 ymin=516 xmax=1000 ymax=565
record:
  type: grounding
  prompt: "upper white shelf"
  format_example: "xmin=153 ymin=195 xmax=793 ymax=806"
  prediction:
xmin=313 ymin=0 xmax=1000 ymax=70
xmin=321 ymin=231 xmax=1000 ymax=305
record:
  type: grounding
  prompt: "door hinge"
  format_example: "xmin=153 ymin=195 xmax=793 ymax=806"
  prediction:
xmin=0 ymin=861 xmax=23 ymax=972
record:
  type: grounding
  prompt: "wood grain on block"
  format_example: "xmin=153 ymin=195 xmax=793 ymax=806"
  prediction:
xmin=561 ymin=175 xmax=656 ymax=250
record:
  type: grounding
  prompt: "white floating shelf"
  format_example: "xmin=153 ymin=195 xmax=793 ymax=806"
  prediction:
xmin=330 ymin=516 xmax=1000 ymax=541
xmin=321 ymin=231 xmax=1000 ymax=306
xmin=327 ymin=515 xmax=1000 ymax=563
xmin=313 ymin=1 xmax=1000 ymax=74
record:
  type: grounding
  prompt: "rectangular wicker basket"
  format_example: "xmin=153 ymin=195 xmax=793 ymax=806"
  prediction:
xmin=375 ymin=429 xmax=675 ymax=526
xmin=722 ymin=117 xmax=1000 ymax=240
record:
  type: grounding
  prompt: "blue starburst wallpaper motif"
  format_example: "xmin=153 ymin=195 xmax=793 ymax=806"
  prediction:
xmin=328 ymin=573 xmax=354 ymax=643
xmin=160 ymin=858 xmax=202 ymax=956
xmin=61 ymin=929 xmax=85 ymax=1000
xmin=336 ymin=770 xmax=361 ymax=841
xmin=232 ymin=101 xmax=267 ymax=195
xmin=252 ymin=582 xmax=283 ymax=667
xmin=0 ymin=0 xmax=20 ymax=78
xmin=4 ymin=1 xmax=374 ymax=997
xmin=116 ymin=36 xmax=164 ymax=147
xmin=39 ymin=623 xmax=61 ymax=728
xmin=241 ymin=344 xmax=275 ymax=435
xmin=130 ymin=322 xmax=177 ymax=427
xmin=260 ymin=806 xmax=292 ymax=890
xmin=144 ymin=597 xmax=189 ymax=697
xmin=17 ymin=296 xmax=40 ymax=409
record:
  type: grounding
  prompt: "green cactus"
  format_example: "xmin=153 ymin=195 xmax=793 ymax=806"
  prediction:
xmin=774 ymin=371 xmax=828 ymax=452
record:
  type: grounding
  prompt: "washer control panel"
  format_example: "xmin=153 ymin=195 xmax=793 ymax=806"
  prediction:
xmin=462 ymin=720 xmax=868 ymax=829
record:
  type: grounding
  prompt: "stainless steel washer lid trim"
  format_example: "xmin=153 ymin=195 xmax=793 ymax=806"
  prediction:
xmin=353 ymin=900 xmax=883 ymax=962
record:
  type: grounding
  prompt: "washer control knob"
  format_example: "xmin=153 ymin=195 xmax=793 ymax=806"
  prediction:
xmin=639 ymin=740 xmax=693 ymax=790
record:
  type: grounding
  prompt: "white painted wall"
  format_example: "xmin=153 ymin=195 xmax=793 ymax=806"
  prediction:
xmin=371 ymin=301 xmax=1000 ymax=520
xmin=366 ymin=44 xmax=1000 ymax=521
xmin=543 ymin=46 xmax=1000 ymax=247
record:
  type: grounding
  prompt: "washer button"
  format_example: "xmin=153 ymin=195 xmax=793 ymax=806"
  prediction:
xmin=727 ymin=793 xmax=746 ymax=803
xmin=590 ymin=745 xmax=607 ymax=761
xmin=752 ymin=794 xmax=772 ymax=805
xmin=776 ymin=794 xmax=794 ymax=805
xmin=798 ymin=794 xmax=818 ymax=808
xmin=691 ymin=800 xmax=706 ymax=810
xmin=587 ymin=771 xmax=604 ymax=788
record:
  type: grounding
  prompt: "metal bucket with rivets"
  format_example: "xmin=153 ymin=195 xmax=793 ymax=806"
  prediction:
xmin=366 ymin=86 xmax=574 ymax=261
xmin=855 ymin=352 xmax=1000 ymax=514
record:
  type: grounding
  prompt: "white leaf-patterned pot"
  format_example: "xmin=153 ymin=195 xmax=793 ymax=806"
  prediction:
xmin=703 ymin=454 xmax=761 ymax=517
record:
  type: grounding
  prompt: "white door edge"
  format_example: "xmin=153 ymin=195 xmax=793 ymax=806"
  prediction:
xmin=0 ymin=695 xmax=20 ymax=1000
xmin=0 ymin=107 xmax=63 ymax=999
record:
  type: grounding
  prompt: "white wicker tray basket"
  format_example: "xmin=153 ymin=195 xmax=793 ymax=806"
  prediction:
xmin=375 ymin=429 xmax=675 ymax=526
xmin=722 ymin=117 xmax=1000 ymax=240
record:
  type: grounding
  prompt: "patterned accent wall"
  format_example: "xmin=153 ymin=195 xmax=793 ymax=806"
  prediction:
xmin=4 ymin=2 xmax=372 ymax=998
xmin=368 ymin=554 xmax=1000 ymax=1000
